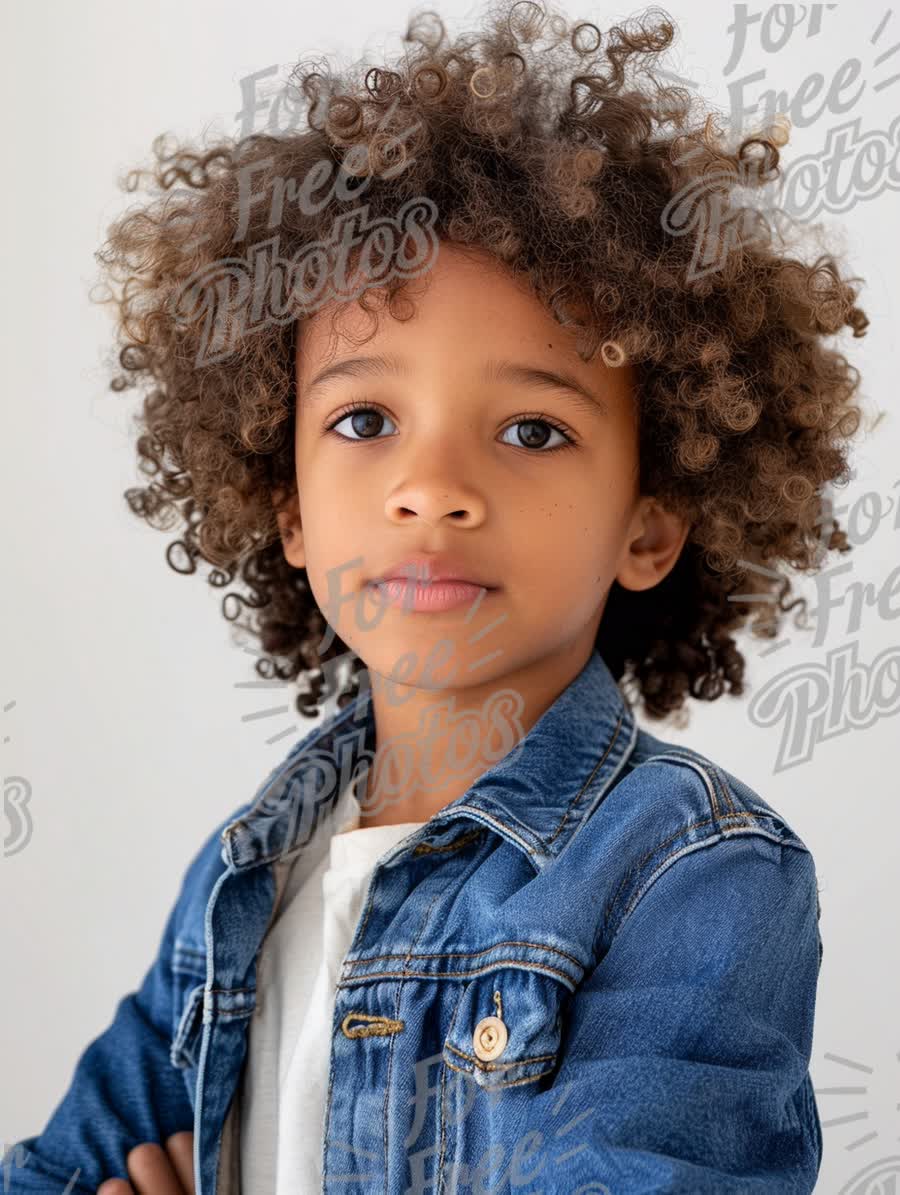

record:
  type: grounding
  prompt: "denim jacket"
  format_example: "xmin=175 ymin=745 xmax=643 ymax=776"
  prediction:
xmin=3 ymin=649 xmax=824 ymax=1194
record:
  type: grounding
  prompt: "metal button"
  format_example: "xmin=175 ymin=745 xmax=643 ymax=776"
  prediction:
xmin=473 ymin=1015 xmax=508 ymax=1061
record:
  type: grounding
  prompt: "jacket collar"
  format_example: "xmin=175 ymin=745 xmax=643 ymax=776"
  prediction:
xmin=220 ymin=648 xmax=637 ymax=874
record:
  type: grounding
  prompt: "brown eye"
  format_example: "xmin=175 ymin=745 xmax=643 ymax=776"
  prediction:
xmin=499 ymin=418 xmax=572 ymax=452
xmin=347 ymin=410 xmax=384 ymax=438
xmin=326 ymin=404 xmax=396 ymax=441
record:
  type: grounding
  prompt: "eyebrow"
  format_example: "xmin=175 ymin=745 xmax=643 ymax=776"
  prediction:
xmin=304 ymin=353 xmax=609 ymax=417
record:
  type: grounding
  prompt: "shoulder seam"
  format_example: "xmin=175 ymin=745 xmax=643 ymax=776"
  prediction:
xmin=597 ymin=828 xmax=812 ymax=964
xmin=636 ymin=748 xmax=737 ymax=819
xmin=594 ymin=755 xmax=808 ymax=960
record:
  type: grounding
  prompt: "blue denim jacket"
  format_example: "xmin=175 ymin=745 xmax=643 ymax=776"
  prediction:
xmin=3 ymin=649 xmax=824 ymax=1194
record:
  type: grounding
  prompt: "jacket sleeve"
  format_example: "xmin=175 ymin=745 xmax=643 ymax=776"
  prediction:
xmin=536 ymin=833 xmax=824 ymax=1194
xmin=0 ymin=813 xmax=239 ymax=1195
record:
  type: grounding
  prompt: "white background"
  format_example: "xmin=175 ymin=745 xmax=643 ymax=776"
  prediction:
xmin=1 ymin=1 xmax=898 ymax=1192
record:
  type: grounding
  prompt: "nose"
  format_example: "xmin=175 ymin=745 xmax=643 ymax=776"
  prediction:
xmin=384 ymin=479 xmax=487 ymax=528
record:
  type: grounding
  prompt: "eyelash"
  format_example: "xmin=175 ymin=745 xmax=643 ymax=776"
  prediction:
xmin=322 ymin=399 xmax=578 ymax=453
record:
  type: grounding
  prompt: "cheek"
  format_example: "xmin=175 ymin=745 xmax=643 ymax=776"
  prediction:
xmin=516 ymin=515 xmax=621 ymax=601
xmin=304 ymin=556 xmax=373 ymax=652
xmin=299 ymin=465 xmax=360 ymax=545
xmin=307 ymin=464 xmax=370 ymax=532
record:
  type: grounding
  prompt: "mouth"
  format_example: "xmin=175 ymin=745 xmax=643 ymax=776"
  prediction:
xmin=368 ymin=555 xmax=499 ymax=591
xmin=365 ymin=576 xmax=499 ymax=613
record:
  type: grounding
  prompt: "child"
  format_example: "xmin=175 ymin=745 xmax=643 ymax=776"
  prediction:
xmin=4 ymin=0 xmax=869 ymax=1192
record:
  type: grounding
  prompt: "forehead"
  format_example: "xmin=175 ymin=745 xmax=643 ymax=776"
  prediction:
xmin=294 ymin=241 xmax=632 ymax=402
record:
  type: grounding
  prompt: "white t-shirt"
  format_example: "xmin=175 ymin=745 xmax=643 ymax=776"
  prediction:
xmin=238 ymin=774 xmax=425 ymax=1194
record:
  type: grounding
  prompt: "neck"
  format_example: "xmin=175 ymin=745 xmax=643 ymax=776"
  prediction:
xmin=355 ymin=638 xmax=596 ymax=828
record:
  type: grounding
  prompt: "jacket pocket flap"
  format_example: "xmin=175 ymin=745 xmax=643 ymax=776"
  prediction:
xmin=442 ymin=968 xmax=568 ymax=1090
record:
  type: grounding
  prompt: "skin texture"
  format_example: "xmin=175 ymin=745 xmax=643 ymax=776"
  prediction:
xmin=275 ymin=243 xmax=690 ymax=826
xmin=95 ymin=1132 xmax=194 ymax=1195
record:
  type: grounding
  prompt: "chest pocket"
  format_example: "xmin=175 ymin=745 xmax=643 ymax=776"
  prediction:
xmin=169 ymin=936 xmax=207 ymax=1072
xmin=442 ymin=966 xmax=571 ymax=1092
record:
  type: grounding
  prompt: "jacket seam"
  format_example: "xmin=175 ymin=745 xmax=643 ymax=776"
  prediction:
xmin=601 ymin=823 xmax=812 ymax=959
xmin=636 ymin=750 xmax=736 ymax=818
xmin=599 ymin=810 xmax=805 ymax=951
xmin=343 ymin=940 xmax=584 ymax=968
xmin=444 ymin=1041 xmax=559 ymax=1069
xmin=337 ymin=959 xmax=577 ymax=985
xmin=544 ymin=708 xmax=627 ymax=847
xmin=443 ymin=1056 xmax=557 ymax=1087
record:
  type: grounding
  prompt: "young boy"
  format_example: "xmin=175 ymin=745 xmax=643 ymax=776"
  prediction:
xmin=4 ymin=1 xmax=868 ymax=1192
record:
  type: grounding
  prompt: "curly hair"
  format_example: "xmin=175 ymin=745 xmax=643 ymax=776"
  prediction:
xmin=92 ymin=0 xmax=871 ymax=724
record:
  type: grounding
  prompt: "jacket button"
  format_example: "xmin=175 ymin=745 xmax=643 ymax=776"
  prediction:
xmin=473 ymin=1015 xmax=508 ymax=1061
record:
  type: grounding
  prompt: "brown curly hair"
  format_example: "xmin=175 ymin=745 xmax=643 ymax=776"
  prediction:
xmin=92 ymin=0 xmax=871 ymax=724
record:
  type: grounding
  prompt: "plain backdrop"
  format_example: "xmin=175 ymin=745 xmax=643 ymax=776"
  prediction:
xmin=2 ymin=1 xmax=898 ymax=1192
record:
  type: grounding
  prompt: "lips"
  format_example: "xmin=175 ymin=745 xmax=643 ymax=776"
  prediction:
xmin=371 ymin=554 xmax=498 ymax=589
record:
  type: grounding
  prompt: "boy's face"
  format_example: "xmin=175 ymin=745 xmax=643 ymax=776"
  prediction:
xmin=278 ymin=241 xmax=688 ymax=692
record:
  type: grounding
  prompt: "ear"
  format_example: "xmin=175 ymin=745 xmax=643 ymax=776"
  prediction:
xmin=615 ymin=496 xmax=691 ymax=593
xmin=271 ymin=484 xmax=306 ymax=569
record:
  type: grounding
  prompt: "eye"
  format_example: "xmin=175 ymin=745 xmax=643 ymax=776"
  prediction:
xmin=325 ymin=401 xmax=397 ymax=441
xmin=323 ymin=402 xmax=577 ymax=452
xmin=498 ymin=415 xmax=575 ymax=453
